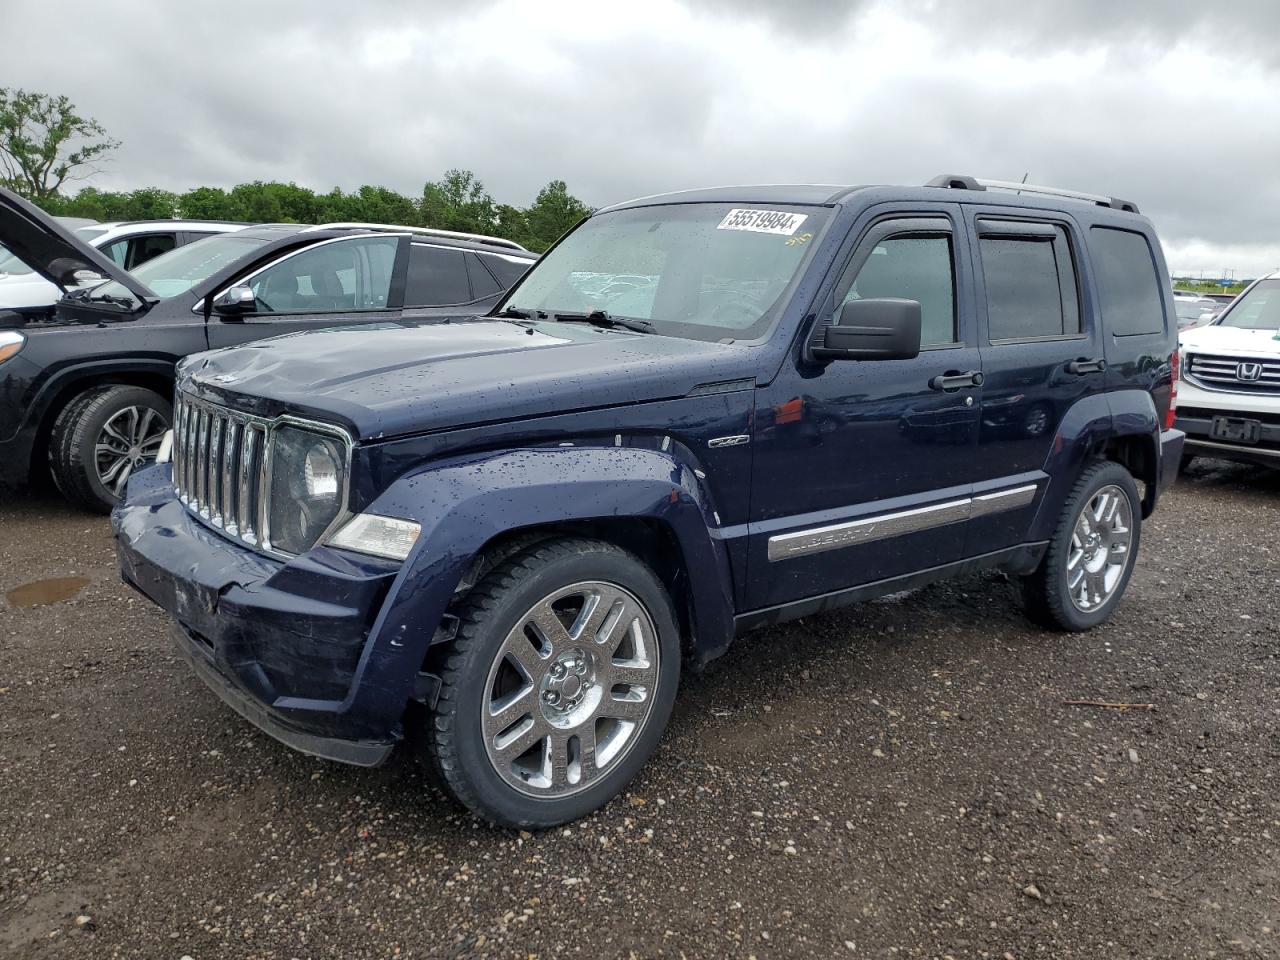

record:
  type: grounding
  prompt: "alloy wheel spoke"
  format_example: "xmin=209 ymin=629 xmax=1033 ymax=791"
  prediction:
xmin=599 ymin=694 xmax=649 ymax=723
xmin=486 ymin=685 xmax=536 ymax=738
xmin=493 ymin=716 xmax=546 ymax=763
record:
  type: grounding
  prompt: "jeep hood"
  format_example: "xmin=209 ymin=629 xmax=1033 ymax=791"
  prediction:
xmin=1180 ymin=323 xmax=1280 ymax=357
xmin=180 ymin=319 xmax=758 ymax=440
xmin=0 ymin=186 xmax=154 ymax=303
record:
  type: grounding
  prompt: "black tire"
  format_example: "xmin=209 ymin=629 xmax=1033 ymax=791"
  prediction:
xmin=48 ymin=385 xmax=172 ymax=513
xmin=423 ymin=537 xmax=681 ymax=828
xmin=1018 ymin=460 xmax=1142 ymax=632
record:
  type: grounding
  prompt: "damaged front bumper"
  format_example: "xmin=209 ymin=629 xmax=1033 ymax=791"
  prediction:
xmin=113 ymin=464 xmax=408 ymax=765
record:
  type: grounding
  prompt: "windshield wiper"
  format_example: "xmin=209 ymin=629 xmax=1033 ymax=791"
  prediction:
xmin=551 ymin=310 xmax=656 ymax=334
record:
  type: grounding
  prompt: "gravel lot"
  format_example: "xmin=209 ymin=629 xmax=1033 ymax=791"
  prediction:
xmin=2 ymin=460 xmax=1278 ymax=960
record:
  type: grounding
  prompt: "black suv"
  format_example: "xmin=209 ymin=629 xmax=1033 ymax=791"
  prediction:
xmin=0 ymin=188 xmax=536 ymax=510
xmin=114 ymin=175 xmax=1183 ymax=828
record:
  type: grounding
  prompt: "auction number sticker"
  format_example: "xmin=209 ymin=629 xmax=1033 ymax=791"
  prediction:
xmin=717 ymin=208 xmax=808 ymax=236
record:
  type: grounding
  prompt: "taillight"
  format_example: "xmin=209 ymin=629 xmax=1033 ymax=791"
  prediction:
xmin=1166 ymin=349 xmax=1180 ymax=430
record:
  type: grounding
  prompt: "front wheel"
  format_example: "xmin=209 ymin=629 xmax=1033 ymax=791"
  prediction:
xmin=424 ymin=538 xmax=681 ymax=828
xmin=48 ymin=385 xmax=172 ymax=513
xmin=1019 ymin=460 xmax=1142 ymax=631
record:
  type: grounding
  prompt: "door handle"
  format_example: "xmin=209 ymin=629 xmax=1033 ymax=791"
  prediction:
xmin=929 ymin=370 xmax=984 ymax=391
xmin=1065 ymin=357 xmax=1106 ymax=375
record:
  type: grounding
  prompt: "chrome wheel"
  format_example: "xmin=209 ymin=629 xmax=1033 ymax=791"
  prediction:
xmin=95 ymin=405 xmax=169 ymax=497
xmin=1066 ymin=484 xmax=1133 ymax=612
xmin=482 ymin=580 xmax=660 ymax=798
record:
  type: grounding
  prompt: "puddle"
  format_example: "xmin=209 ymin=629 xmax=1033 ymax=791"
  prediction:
xmin=5 ymin=576 xmax=91 ymax=608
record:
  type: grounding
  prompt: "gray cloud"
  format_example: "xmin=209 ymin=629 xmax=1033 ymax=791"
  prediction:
xmin=3 ymin=0 xmax=1278 ymax=275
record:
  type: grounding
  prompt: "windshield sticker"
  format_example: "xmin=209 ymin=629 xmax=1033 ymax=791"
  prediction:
xmin=717 ymin=208 xmax=809 ymax=236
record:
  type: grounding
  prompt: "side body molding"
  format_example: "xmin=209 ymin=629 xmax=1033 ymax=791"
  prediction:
xmin=343 ymin=446 xmax=738 ymax=731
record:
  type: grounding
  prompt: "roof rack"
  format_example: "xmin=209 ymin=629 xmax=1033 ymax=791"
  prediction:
xmin=925 ymin=174 xmax=1139 ymax=214
xmin=299 ymin=222 xmax=530 ymax=252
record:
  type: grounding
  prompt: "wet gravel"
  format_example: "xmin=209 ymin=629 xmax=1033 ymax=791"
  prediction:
xmin=1 ymin=460 xmax=1278 ymax=959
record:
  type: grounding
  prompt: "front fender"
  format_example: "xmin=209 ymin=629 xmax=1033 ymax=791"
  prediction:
xmin=343 ymin=446 xmax=737 ymax=730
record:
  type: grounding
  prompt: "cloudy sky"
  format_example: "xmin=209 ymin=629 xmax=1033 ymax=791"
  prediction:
xmin=7 ymin=0 xmax=1280 ymax=277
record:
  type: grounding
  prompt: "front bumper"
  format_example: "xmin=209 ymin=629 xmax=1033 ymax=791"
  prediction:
xmin=113 ymin=464 xmax=406 ymax=762
xmin=1176 ymin=409 xmax=1280 ymax=469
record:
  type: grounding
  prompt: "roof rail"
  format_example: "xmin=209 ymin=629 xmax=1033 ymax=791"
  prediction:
xmin=299 ymin=222 xmax=530 ymax=252
xmin=924 ymin=174 xmax=1140 ymax=214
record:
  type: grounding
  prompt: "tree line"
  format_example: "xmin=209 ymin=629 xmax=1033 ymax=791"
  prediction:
xmin=2 ymin=87 xmax=590 ymax=252
xmin=37 ymin=172 xmax=591 ymax=252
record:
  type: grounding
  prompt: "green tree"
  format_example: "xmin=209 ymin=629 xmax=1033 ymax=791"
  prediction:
xmin=178 ymin=186 xmax=232 ymax=219
xmin=121 ymin=187 xmax=179 ymax=220
xmin=523 ymin=180 xmax=590 ymax=251
xmin=0 ymin=88 xmax=119 ymax=200
xmin=420 ymin=169 xmax=496 ymax=235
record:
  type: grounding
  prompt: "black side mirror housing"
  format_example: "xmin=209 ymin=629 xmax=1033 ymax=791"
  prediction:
xmin=814 ymin=298 xmax=922 ymax=361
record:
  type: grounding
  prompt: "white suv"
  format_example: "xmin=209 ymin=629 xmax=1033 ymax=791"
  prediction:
xmin=0 ymin=219 xmax=247 ymax=320
xmin=1176 ymin=271 xmax=1280 ymax=468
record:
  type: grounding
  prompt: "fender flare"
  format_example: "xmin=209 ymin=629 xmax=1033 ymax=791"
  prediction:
xmin=1029 ymin=390 xmax=1161 ymax=540
xmin=342 ymin=446 xmax=738 ymax=727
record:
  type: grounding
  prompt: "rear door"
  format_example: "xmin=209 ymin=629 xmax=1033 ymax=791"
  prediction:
xmin=206 ymin=234 xmax=407 ymax=348
xmin=966 ymin=208 xmax=1104 ymax=552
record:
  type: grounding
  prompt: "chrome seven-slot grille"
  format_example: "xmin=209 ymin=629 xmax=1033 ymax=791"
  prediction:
xmin=1186 ymin=352 xmax=1280 ymax=392
xmin=172 ymin=393 xmax=271 ymax=548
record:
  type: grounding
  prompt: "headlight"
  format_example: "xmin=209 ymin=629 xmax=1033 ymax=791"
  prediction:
xmin=0 ymin=330 xmax=25 ymax=364
xmin=267 ymin=425 xmax=348 ymax=555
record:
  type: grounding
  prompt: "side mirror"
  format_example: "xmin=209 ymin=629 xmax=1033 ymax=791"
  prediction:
xmin=814 ymin=298 xmax=922 ymax=361
xmin=212 ymin=284 xmax=257 ymax=317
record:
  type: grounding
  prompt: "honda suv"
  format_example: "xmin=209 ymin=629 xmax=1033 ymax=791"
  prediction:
xmin=0 ymin=188 xmax=536 ymax=510
xmin=113 ymin=175 xmax=1183 ymax=828
xmin=1176 ymin=271 xmax=1280 ymax=469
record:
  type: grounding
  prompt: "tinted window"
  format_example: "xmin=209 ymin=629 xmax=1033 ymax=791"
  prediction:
xmin=842 ymin=235 xmax=956 ymax=345
xmin=980 ymin=228 xmax=1081 ymax=340
xmin=248 ymin=236 xmax=397 ymax=314
xmin=1089 ymin=227 xmax=1165 ymax=336
xmin=1218 ymin=279 xmax=1280 ymax=331
xmin=465 ymin=252 xmax=502 ymax=298
xmin=405 ymin=244 xmax=472 ymax=306
xmin=480 ymin=252 xmax=532 ymax=287
xmin=126 ymin=234 xmax=176 ymax=269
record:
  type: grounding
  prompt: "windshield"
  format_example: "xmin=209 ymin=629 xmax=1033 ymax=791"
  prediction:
xmin=88 ymin=233 xmax=268 ymax=305
xmin=503 ymin=202 xmax=831 ymax=341
xmin=1218 ymin=279 xmax=1280 ymax=331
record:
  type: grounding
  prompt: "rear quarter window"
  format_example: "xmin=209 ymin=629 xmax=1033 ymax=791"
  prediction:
xmin=1089 ymin=227 xmax=1166 ymax=336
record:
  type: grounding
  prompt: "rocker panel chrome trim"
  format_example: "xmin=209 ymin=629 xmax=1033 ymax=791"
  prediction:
xmin=766 ymin=483 xmax=1038 ymax=561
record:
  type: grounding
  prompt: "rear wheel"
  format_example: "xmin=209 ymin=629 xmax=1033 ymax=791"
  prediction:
xmin=424 ymin=538 xmax=680 ymax=828
xmin=1019 ymin=460 xmax=1141 ymax=631
xmin=48 ymin=385 xmax=171 ymax=513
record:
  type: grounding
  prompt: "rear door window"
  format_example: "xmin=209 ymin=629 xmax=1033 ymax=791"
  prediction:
xmin=404 ymin=244 xmax=472 ymax=306
xmin=465 ymin=252 xmax=502 ymax=299
xmin=978 ymin=224 xmax=1081 ymax=341
xmin=1088 ymin=227 xmax=1166 ymax=336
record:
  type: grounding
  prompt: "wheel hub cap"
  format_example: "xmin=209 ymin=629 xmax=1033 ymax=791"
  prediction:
xmin=1066 ymin=484 xmax=1134 ymax=613
xmin=95 ymin=404 xmax=169 ymax=497
xmin=482 ymin=580 xmax=660 ymax=798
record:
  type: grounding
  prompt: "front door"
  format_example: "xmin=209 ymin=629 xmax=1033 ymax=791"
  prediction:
xmin=206 ymin=234 xmax=406 ymax=349
xmin=747 ymin=206 xmax=983 ymax=610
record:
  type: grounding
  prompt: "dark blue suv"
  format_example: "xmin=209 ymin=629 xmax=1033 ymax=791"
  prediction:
xmin=113 ymin=175 xmax=1184 ymax=827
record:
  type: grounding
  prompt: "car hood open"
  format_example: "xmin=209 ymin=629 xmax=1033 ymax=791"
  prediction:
xmin=179 ymin=318 xmax=758 ymax=441
xmin=0 ymin=186 xmax=155 ymax=305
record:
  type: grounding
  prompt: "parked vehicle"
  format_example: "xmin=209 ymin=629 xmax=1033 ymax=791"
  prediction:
xmin=1176 ymin=271 xmax=1280 ymax=468
xmin=1 ymin=218 xmax=248 ymax=321
xmin=113 ymin=174 xmax=1182 ymax=828
xmin=1174 ymin=296 xmax=1218 ymax=330
xmin=0 ymin=188 xmax=536 ymax=510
